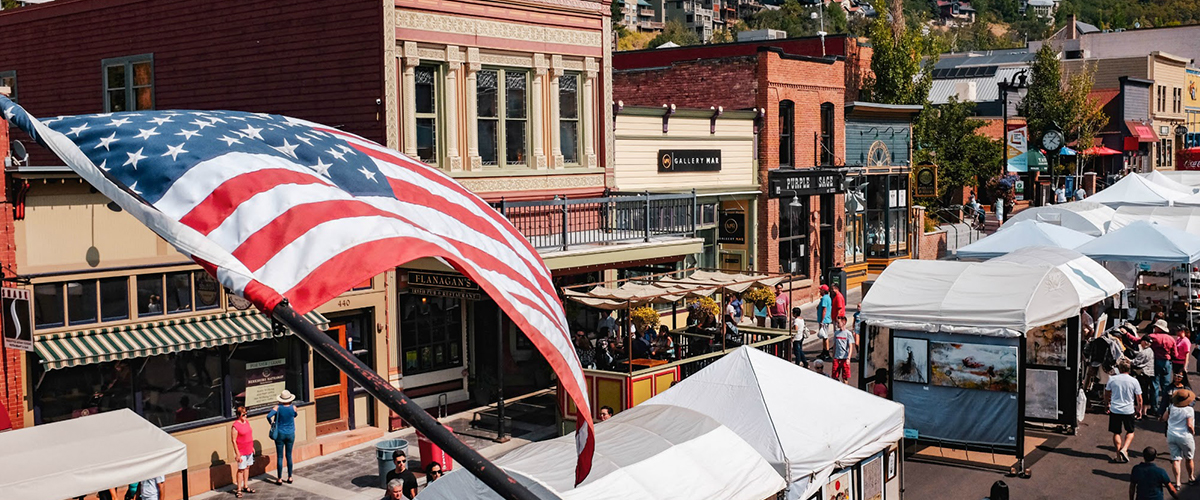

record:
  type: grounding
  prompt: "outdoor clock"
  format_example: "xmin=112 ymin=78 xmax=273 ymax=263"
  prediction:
xmin=1041 ymin=129 xmax=1064 ymax=153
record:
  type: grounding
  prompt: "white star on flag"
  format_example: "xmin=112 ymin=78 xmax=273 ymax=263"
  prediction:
xmin=108 ymin=117 xmax=131 ymax=127
xmin=67 ymin=122 xmax=91 ymax=137
xmin=272 ymin=139 xmax=299 ymax=159
xmin=123 ymin=147 xmax=147 ymax=169
xmin=134 ymin=127 xmax=161 ymax=140
xmin=312 ymin=158 xmax=333 ymax=176
xmin=95 ymin=132 xmax=119 ymax=151
xmin=176 ymin=129 xmax=201 ymax=140
xmin=239 ymin=125 xmax=264 ymax=140
xmin=358 ymin=166 xmax=377 ymax=182
xmin=162 ymin=143 xmax=189 ymax=161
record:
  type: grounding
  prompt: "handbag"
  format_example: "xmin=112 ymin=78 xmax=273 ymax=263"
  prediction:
xmin=268 ymin=420 xmax=279 ymax=441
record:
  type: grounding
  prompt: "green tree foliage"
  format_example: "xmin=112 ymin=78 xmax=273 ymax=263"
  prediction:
xmin=748 ymin=0 xmax=825 ymax=36
xmin=648 ymin=20 xmax=702 ymax=48
xmin=1018 ymin=44 xmax=1107 ymax=154
xmin=860 ymin=12 xmax=940 ymax=105
xmin=914 ymin=97 xmax=1003 ymax=201
xmin=826 ymin=3 xmax=849 ymax=33
xmin=1054 ymin=0 xmax=1200 ymax=29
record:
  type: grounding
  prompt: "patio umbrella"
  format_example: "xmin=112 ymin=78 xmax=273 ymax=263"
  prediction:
xmin=1059 ymin=146 xmax=1079 ymax=156
xmin=1080 ymin=145 xmax=1121 ymax=156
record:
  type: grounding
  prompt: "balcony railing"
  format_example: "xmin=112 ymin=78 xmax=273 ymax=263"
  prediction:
xmin=493 ymin=191 xmax=697 ymax=251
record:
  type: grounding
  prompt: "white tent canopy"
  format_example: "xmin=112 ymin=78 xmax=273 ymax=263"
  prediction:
xmin=1142 ymin=170 xmax=1200 ymax=194
xmin=416 ymin=404 xmax=785 ymax=500
xmin=1001 ymin=201 xmax=1115 ymax=236
xmin=861 ymin=247 xmax=1123 ymax=336
xmin=1085 ymin=173 xmax=1187 ymax=207
xmin=1109 ymin=206 xmax=1200 ymax=235
xmin=0 ymin=409 xmax=187 ymax=500
xmin=644 ymin=346 xmax=903 ymax=500
xmin=1075 ymin=220 xmax=1200 ymax=263
xmin=1159 ymin=171 xmax=1200 ymax=188
xmin=956 ymin=220 xmax=1094 ymax=259
xmin=1170 ymin=191 xmax=1200 ymax=207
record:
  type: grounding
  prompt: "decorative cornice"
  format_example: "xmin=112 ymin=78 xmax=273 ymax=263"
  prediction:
xmin=396 ymin=10 xmax=603 ymax=48
xmin=480 ymin=53 xmax=534 ymax=68
xmin=418 ymin=47 xmax=447 ymax=62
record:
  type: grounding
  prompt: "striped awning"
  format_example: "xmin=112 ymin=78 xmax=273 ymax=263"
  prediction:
xmin=35 ymin=310 xmax=330 ymax=370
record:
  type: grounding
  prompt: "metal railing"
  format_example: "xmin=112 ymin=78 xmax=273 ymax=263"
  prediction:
xmin=590 ymin=326 xmax=792 ymax=380
xmin=493 ymin=191 xmax=697 ymax=251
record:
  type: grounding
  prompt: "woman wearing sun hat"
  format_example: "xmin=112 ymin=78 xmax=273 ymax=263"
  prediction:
xmin=267 ymin=390 xmax=298 ymax=485
xmin=1162 ymin=388 xmax=1196 ymax=487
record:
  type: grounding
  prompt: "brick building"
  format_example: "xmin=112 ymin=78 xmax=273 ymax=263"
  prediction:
xmin=614 ymin=37 xmax=859 ymax=301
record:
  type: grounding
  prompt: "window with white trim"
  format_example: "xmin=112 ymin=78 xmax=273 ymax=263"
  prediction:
xmin=102 ymin=55 xmax=153 ymax=112
xmin=414 ymin=65 xmax=440 ymax=165
xmin=559 ymin=72 xmax=581 ymax=165
xmin=477 ymin=69 xmax=529 ymax=167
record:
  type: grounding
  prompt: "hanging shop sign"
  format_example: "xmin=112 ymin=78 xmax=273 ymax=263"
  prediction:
xmin=767 ymin=169 xmax=843 ymax=197
xmin=718 ymin=210 xmax=746 ymax=244
xmin=658 ymin=149 xmax=722 ymax=172
xmin=405 ymin=271 xmax=484 ymax=301
xmin=2 ymin=287 xmax=32 ymax=352
xmin=913 ymin=163 xmax=938 ymax=197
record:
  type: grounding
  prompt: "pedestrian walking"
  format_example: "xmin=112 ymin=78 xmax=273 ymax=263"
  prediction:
xmin=831 ymin=285 xmax=846 ymax=327
xmin=1130 ymin=446 xmax=1180 ymax=500
xmin=383 ymin=478 xmax=405 ymax=500
xmin=385 ymin=450 xmax=418 ymax=499
xmin=791 ymin=307 xmax=808 ymax=368
xmin=1055 ymin=182 xmax=1067 ymax=204
xmin=1149 ymin=320 xmax=1178 ymax=416
xmin=1107 ymin=358 xmax=1144 ymax=463
xmin=831 ymin=316 xmax=856 ymax=385
xmin=770 ymin=283 xmax=790 ymax=329
xmin=817 ymin=285 xmax=832 ymax=360
xmin=1133 ymin=336 xmax=1157 ymax=418
xmin=136 ymin=476 xmax=164 ymax=500
xmin=267 ymin=390 xmax=298 ymax=485
xmin=424 ymin=462 xmax=444 ymax=485
xmin=1173 ymin=326 xmax=1191 ymax=389
xmin=1162 ymin=389 xmax=1196 ymax=488
xmin=230 ymin=406 xmax=256 ymax=497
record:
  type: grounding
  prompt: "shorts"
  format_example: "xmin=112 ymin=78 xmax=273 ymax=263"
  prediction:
xmin=832 ymin=359 xmax=851 ymax=380
xmin=238 ymin=453 xmax=255 ymax=470
xmin=818 ymin=323 xmax=831 ymax=340
xmin=1169 ymin=435 xmax=1196 ymax=461
xmin=1108 ymin=413 xmax=1136 ymax=434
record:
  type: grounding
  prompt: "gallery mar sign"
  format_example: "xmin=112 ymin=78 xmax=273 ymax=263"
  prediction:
xmin=658 ymin=149 xmax=722 ymax=172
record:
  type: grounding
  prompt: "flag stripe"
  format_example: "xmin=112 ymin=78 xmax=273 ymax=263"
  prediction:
xmin=180 ymin=168 xmax=329 ymax=234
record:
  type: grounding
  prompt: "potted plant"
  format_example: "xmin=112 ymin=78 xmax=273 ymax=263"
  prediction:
xmin=743 ymin=286 xmax=777 ymax=327
xmin=631 ymin=305 xmax=660 ymax=333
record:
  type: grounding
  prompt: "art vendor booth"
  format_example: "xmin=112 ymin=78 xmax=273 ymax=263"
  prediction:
xmin=646 ymin=346 xmax=905 ymax=500
xmin=859 ymin=247 xmax=1123 ymax=468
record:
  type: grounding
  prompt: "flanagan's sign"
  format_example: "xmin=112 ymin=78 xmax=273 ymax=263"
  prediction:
xmin=405 ymin=271 xmax=484 ymax=300
xmin=658 ymin=149 xmax=722 ymax=172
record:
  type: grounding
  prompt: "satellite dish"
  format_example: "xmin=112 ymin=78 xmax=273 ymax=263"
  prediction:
xmin=9 ymin=139 xmax=27 ymax=165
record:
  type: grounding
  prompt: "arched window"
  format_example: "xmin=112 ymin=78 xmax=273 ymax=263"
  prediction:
xmin=779 ymin=100 xmax=794 ymax=167
xmin=820 ymin=102 xmax=835 ymax=166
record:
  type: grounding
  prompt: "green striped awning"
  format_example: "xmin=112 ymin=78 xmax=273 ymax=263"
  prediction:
xmin=35 ymin=310 xmax=330 ymax=370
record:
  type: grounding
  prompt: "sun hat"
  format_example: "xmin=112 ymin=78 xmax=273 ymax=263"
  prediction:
xmin=1154 ymin=319 xmax=1170 ymax=333
xmin=277 ymin=390 xmax=296 ymax=403
xmin=1172 ymin=389 xmax=1195 ymax=408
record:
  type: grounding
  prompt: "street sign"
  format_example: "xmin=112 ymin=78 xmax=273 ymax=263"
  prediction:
xmin=2 ymin=287 xmax=32 ymax=352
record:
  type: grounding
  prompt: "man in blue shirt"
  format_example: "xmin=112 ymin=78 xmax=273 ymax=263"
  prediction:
xmin=1131 ymin=446 xmax=1179 ymax=500
xmin=817 ymin=285 xmax=832 ymax=361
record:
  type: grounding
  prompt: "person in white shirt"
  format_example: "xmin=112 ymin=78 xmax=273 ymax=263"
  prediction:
xmin=138 ymin=476 xmax=165 ymax=500
xmin=791 ymin=307 xmax=808 ymax=368
xmin=1055 ymin=183 xmax=1067 ymax=204
xmin=1075 ymin=186 xmax=1087 ymax=201
xmin=1107 ymin=358 xmax=1144 ymax=463
xmin=1162 ymin=389 xmax=1197 ymax=487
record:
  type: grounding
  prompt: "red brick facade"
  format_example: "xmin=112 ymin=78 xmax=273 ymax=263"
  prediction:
xmin=613 ymin=45 xmax=848 ymax=301
xmin=0 ymin=114 xmax=21 ymax=430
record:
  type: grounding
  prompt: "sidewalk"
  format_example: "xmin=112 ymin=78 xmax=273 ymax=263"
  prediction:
xmin=195 ymin=395 xmax=559 ymax=500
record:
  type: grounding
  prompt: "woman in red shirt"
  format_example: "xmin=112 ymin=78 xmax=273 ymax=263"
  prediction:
xmin=1174 ymin=327 xmax=1192 ymax=389
xmin=231 ymin=406 xmax=256 ymax=497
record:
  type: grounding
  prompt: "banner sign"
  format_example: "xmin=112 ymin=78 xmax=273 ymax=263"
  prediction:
xmin=913 ymin=163 xmax=938 ymax=197
xmin=245 ymin=358 xmax=287 ymax=408
xmin=2 ymin=287 xmax=32 ymax=352
xmin=718 ymin=211 xmax=746 ymax=244
xmin=657 ymin=149 xmax=722 ymax=172
xmin=405 ymin=271 xmax=484 ymax=301
xmin=1006 ymin=125 xmax=1028 ymax=172
xmin=767 ymin=169 xmax=843 ymax=197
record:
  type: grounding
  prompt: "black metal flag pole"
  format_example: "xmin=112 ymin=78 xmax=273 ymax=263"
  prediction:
xmin=270 ymin=301 xmax=541 ymax=500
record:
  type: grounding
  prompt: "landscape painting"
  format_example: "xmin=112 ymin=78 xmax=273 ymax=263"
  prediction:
xmin=930 ymin=342 xmax=1019 ymax=392
xmin=892 ymin=337 xmax=928 ymax=384
xmin=1027 ymin=319 xmax=1068 ymax=367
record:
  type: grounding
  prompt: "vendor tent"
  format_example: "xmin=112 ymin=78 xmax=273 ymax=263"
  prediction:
xmin=1075 ymin=220 xmax=1200 ymax=263
xmin=1109 ymin=206 xmax=1200 ymax=235
xmin=416 ymin=404 xmax=785 ymax=500
xmin=1085 ymin=173 xmax=1187 ymax=207
xmin=1143 ymin=171 xmax=1199 ymax=194
xmin=1001 ymin=201 xmax=1114 ymax=236
xmin=0 ymin=409 xmax=187 ymax=500
xmin=956 ymin=220 xmax=1094 ymax=259
xmin=1160 ymin=170 xmax=1200 ymax=188
xmin=643 ymin=346 xmax=903 ymax=500
xmin=860 ymin=247 xmax=1123 ymax=336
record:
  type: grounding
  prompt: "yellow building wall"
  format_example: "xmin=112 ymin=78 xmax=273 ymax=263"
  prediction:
xmin=614 ymin=113 xmax=757 ymax=192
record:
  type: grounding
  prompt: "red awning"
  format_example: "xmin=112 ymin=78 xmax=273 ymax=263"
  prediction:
xmin=1081 ymin=145 xmax=1122 ymax=156
xmin=1126 ymin=121 xmax=1158 ymax=143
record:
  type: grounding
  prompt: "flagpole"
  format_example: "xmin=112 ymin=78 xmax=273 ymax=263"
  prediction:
xmin=270 ymin=301 xmax=540 ymax=500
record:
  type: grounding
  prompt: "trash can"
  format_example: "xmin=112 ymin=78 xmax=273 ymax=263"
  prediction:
xmin=375 ymin=438 xmax=409 ymax=489
xmin=418 ymin=424 xmax=455 ymax=473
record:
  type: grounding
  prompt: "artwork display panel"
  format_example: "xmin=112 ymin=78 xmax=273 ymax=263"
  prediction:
xmin=892 ymin=337 xmax=929 ymax=384
xmin=1026 ymin=368 xmax=1059 ymax=419
xmin=1027 ymin=319 xmax=1068 ymax=366
xmin=860 ymin=454 xmax=884 ymax=500
xmin=930 ymin=342 xmax=1019 ymax=392
xmin=825 ymin=470 xmax=854 ymax=500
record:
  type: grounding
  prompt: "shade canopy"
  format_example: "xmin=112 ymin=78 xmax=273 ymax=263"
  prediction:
xmin=1159 ymin=170 xmax=1200 ymax=188
xmin=1109 ymin=206 xmax=1200 ymax=235
xmin=956 ymin=220 xmax=1094 ymax=259
xmin=1142 ymin=171 xmax=1199 ymax=194
xmin=1001 ymin=201 xmax=1115 ymax=236
xmin=563 ymin=270 xmax=786 ymax=310
xmin=1082 ymin=145 xmax=1122 ymax=156
xmin=1075 ymin=220 xmax=1200 ymax=263
xmin=0 ymin=409 xmax=186 ymax=500
xmin=416 ymin=404 xmax=786 ymax=500
xmin=644 ymin=346 xmax=903 ymax=500
xmin=861 ymin=247 xmax=1122 ymax=336
xmin=1085 ymin=173 xmax=1188 ymax=207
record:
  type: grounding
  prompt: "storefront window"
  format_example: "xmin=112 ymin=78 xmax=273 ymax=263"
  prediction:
xmin=34 ymin=359 xmax=135 ymax=425
xmin=194 ymin=272 xmax=221 ymax=310
xmin=778 ymin=197 xmax=809 ymax=277
xmin=100 ymin=277 xmax=130 ymax=321
xmin=139 ymin=349 xmax=224 ymax=427
xmin=865 ymin=175 xmax=910 ymax=258
xmin=400 ymin=295 xmax=463 ymax=375
xmin=137 ymin=274 xmax=164 ymax=317
xmin=66 ymin=280 xmax=98 ymax=326
xmin=888 ymin=176 xmax=909 ymax=256
xmin=165 ymin=272 xmax=192 ymax=313
xmin=230 ymin=337 xmax=308 ymax=410
xmin=33 ymin=283 xmax=64 ymax=329
xmin=866 ymin=177 xmax=888 ymax=259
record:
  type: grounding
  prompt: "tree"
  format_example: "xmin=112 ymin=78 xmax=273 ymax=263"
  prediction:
xmin=1019 ymin=44 xmax=1107 ymax=156
xmin=826 ymin=2 xmax=849 ymax=34
xmin=860 ymin=5 xmax=940 ymax=105
xmin=913 ymin=97 xmax=1003 ymax=202
xmin=648 ymin=20 xmax=701 ymax=48
xmin=711 ymin=19 xmax=750 ymax=43
xmin=749 ymin=0 xmax=822 ymax=37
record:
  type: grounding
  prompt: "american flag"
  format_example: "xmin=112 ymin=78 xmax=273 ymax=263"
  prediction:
xmin=0 ymin=95 xmax=595 ymax=484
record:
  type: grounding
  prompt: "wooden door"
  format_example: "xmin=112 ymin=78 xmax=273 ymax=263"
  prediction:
xmin=312 ymin=324 xmax=349 ymax=435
